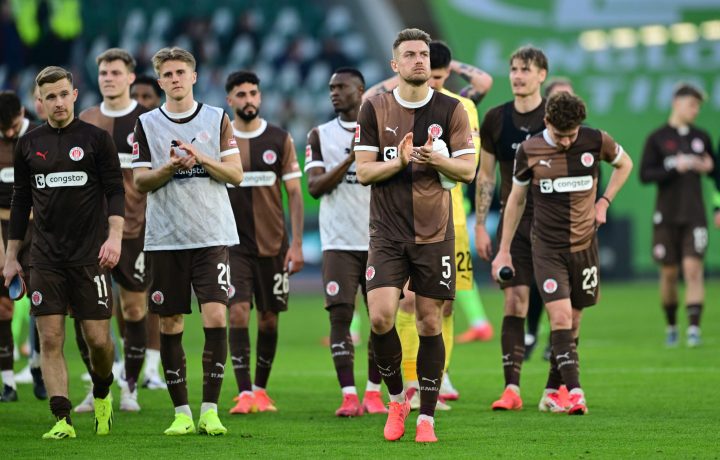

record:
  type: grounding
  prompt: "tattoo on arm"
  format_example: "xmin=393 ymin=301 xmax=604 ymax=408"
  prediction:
xmin=457 ymin=64 xmax=473 ymax=83
xmin=475 ymin=179 xmax=495 ymax=224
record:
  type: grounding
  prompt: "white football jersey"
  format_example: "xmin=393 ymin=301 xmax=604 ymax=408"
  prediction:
xmin=305 ymin=117 xmax=370 ymax=251
xmin=133 ymin=102 xmax=239 ymax=250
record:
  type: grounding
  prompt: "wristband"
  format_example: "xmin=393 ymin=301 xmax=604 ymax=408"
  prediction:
xmin=599 ymin=195 xmax=611 ymax=206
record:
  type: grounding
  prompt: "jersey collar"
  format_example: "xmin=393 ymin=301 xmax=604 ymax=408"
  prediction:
xmin=100 ymin=99 xmax=138 ymax=118
xmin=162 ymin=101 xmax=199 ymax=120
xmin=542 ymin=129 xmax=556 ymax=147
xmin=233 ymin=118 xmax=267 ymax=139
xmin=392 ymin=87 xmax=434 ymax=109
xmin=337 ymin=117 xmax=357 ymax=130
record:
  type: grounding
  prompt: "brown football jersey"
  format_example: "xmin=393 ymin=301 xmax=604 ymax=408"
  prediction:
xmin=0 ymin=119 xmax=37 ymax=209
xmin=80 ymin=101 xmax=148 ymax=239
xmin=227 ymin=119 xmax=301 ymax=257
xmin=639 ymin=124 xmax=714 ymax=226
xmin=480 ymin=100 xmax=546 ymax=212
xmin=354 ymin=89 xmax=474 ymax=244
xmin=514 ymin=127 xmax=624 ymax=252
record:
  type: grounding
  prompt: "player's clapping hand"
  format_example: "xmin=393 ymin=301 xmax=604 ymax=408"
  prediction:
xmin=411 ymin=133 xmax=434 ymax=164
xmin=398 ymin=132 xmax=414 ymax=167
xmin=675 ymin=153 xmax=695 ymax=173
xmin=98 ymin=236 xmax=121 ymax=269
xmin=490 ymin=251 xmax=513 ymax=283
xmin=284 ymin=242 xmax=304 ymax=275
xmin=175 ymin=140 xmax=209 ymax=168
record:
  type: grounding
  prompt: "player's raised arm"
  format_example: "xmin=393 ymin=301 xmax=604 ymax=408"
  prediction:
xmin=450 ymin=59 xmax=493 ymax=105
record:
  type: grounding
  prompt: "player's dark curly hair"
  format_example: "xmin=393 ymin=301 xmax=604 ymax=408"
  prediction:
xmin=132 ymin=75 xmax=162 ymax=97
xmin=225 ymin=71 xmax=260 ymax=93
xmin=509 ymin=45 xmax=548 ymax=72
xmin=430 ymin=41 xmax=452 ymax=70
xmin=333 ymin=67 xmax=365 ymax=86
xmin=545 ymin=92 xmax=586 ymax=131
xmin=0 ymin=91 xmax=22 ymax=129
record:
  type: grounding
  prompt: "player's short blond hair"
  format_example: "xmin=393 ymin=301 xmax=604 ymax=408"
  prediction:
xmin=151 ymin=47 xmax=196 ymax=76
xmin=392 ymin=28 xmax=431 ymax=52
xmin=36 ymin=66 xmax=73 ymax=88
xmin=96 ymin=48 xmax=136 ymax=72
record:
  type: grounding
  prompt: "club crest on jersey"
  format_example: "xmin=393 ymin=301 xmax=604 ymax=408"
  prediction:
xmin=326 ymin=281 xmax=340 ymax=296
xmin=365 ymin=266 xmax=376 ymax=281
xmin=543 ymin=278 xmax=558 ymax=294
xmin=69 ymin=146 xmax=84 ymax=161
xmin=151 ymin=291 xmax=165 ymax=305
xmin=354 ymin=125 xmax=361 ymax=143
xmin=126 ymin=132 xmax=134 ymax=147
xmin=428 ymin=123 xmax=443 ymax=140
xmin=31 ymin=291 xmax=42 ymax=306
xmin=581 ymin=152 xmax=594 ymax=167
xmin=263 ymin=150 xmax=278 ymax=165
xmin=691 ymin=138 xmax=704 ymax=153
xmin=194 ymin=130 xmax=211 ymax=144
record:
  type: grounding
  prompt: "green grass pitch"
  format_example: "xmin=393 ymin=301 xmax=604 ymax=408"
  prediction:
xmin=0 ymin=281 xmax=718 ymax=458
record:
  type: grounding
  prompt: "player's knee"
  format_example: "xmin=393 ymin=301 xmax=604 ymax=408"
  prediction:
xmin=159 ymin=315 xmax=184 ymax=334
xmin=369 ymin=310 xmax=394 ymax=334
xmin=416 ymin=316 xmax=442 ymax=336
xmin=258 ymin=312 xmax=278 ymax=332
xmin=442 ymin=300 xmax=453 ymax=317
xmin=122 ymin=303 xmax=145 ymax=322
xmin=228 ymin=302 xmax=250 ymax=327
xmin=39 ymin=330 xmax=63 ymax=353
xmin=85 ymin=330 xmax=112 ymax=351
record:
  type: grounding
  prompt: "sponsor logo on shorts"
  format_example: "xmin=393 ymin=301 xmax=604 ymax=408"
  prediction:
xmin=581 ymin=152 xmax=594 ymax=167
xmin=653 ymin=244 xmax=666 ymax=260
xmin=365 ymin=266 xmax=376 ymax=281
xmin=325 ymin=281 xmax=340 ymax=296
xmin=34 ymin=172 xmax=88 ymax=189
xmin=383 ymin=146 xmax=397 ymax=162
xmin=539 ymin=175 xmax=593 ymax=193
xmin=543 ymin=278 xmax=558 ymax=294
xmin=151 ymin=290 xmax=165 ymax=305
xmin=31 ymin=291 xmax=42 ymax=306
xmin=428 ymin=123 xmax=443 ymax=139
xmin=126 ymin=132 xmax=134 ymax=147
xmin=69 ymin=146 xmax=84 ymax=161
xmin=691 ymin=138 xmax=704 ymax=153
xmin=263 ymin=150 xmax=277 ymax=165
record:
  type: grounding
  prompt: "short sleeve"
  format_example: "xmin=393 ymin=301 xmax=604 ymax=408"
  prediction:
xmin=353 ymin=102 xmax=379 ymax=153
xmin=599 ymin=131 xmax=624 ymax=165
xmin=479 ymin=108 xmax=499 ymax=156
xmin=304 ymin=127 xmax=325 ymax=172
xmin=220 ymin=114 xmax=240 ymax=157
xmin=281 ymin=133 xmax=301 ymax=181
xmin=513 ymin=145 xmax=531 ymax=186
xmin=131 ymin=118 xmax=152 ymax=169
xmin=448 ymin=102 xmax=475 ymax=158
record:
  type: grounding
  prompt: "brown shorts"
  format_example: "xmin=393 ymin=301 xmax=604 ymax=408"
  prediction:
xmin=112 ymin=235 xmax=151 ymax=292
xmin=533 ymin=239 xmax=599 ymax=310
xmin=322 ymin=250 xmax=368 ymax=309
xmin=147 ymin=246 xmax=229 ymax=316
xmin=366 ymin=237 xmax=455 ymax=300
xmin=497 ymin=215 xmax=534 ymax=288
xmin=1 ymin=219 xmax=32 ymax=299
xmin=652 ymin=223 xmax=708 ymax=265
xmin=29 ymin=264 xmax=114 ymax=320
xmin=229 ymin=246 xmax=289 ymax=312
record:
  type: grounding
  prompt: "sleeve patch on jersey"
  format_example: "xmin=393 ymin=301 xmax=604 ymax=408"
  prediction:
xmin=228 ymin=137 xmax=237 ymax=148
xmin=132 ymin=142 xmax=139 ymax=160
xmin=305 ymin=144 xmax=312 ymax=161
xmin=354 ymin=125 xmax=361 ymax=143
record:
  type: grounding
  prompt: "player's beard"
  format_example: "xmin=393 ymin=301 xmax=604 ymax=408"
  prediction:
xmin=402 ymin=74 xmax=429 ymax=88
xmin=236 ymin=105 xmax=259 ymax=122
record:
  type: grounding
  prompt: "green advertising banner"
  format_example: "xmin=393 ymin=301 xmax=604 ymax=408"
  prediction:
xmin=431 ymin=0 xmax=720 ymax=273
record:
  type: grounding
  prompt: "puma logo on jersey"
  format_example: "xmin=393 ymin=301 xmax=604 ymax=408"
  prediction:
xmin=539 ymin=159 xmax=552 ymax=168
xmin=556 ymin=352 xmax=571 ymax=361
xmin=439 ymin=280 xmax=452 ymax=290
xmin=35 ymin=151 xmax=48 ymax=160
xmin=166 ymin=368 xmax=181 ymax=377
xmin=385 ymin=126 xmax=399 ymax=135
